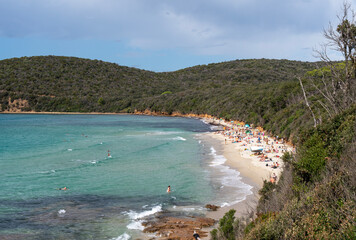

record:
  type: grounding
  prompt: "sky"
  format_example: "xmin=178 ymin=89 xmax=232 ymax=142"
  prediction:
xmin=1 ymin=0 xmax=354 ymax=72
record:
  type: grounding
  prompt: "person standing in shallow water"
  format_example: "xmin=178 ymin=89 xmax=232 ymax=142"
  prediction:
xmin=167 ymin=185 xmax=171 ymax=193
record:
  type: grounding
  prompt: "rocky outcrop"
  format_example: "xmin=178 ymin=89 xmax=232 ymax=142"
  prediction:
xmin=3 ymin=97 xmax=30 ymax=112
xmin=205 ymin=204 xmax=220 ymax=211
xmin=143 ymin=216 xmax=215 ymax=240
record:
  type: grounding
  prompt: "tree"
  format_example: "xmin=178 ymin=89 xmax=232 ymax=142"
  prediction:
xmin=98 ymin=97 xmax=105 ymax=105
xmin=302 ymin=1 xmax=356 ymax=124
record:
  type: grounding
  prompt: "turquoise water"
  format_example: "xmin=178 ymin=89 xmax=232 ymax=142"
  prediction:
xmin=0 ymin=114 xmax=251 ymax=239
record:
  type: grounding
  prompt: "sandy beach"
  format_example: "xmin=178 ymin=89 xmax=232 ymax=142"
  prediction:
xmin=198 ymin=118 xmax=293 ymax=237
xmin=141 ymin=117 xmax=294 ymax=240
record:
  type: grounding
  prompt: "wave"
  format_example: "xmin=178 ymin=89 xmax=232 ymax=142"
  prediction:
xmin=58 ymin=209 xmax=66 ymax=216
xmin=146 ymin=131 xmax=183 ymax=136
xmin=127 ymin=205 xmax=162 ymax=220
xmin=111 ymin=233 xmax=131 ymax=240
xmin=208 ymin=146 xmax=253 ymax=207
xmin=126 ymin=205 xmax=162 ymax=231
xmin=209 ymin=147 xmax=226 ymax=166
xmin=172 ymin=136 xmax=186 ymax=141
xmin=38 ymin=169 xmax=56 ymax=174
xmin=200 ymin=119 xmax=219 ymax=131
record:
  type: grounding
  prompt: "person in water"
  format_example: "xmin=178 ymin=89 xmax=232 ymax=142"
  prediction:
xmin=58 ymin=187 xmax=67 ymax=191
xmin=167 ymin=185 xmax=171 ymax=193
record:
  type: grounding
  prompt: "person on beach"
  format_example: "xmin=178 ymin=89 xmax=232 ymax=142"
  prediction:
xmin=167 ymin=185 xmax=171 ymax=193
xmin=272 ymin=173 xmax=277 ymax=182
xmin=270 ymin=176 xmax=275 ymax=183
xmin=193 ymin=231 xmax=201 ymax=240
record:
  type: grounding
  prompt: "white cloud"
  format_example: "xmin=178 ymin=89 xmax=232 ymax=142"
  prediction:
xmin=0 ymin=0 xmax=354 ymax=61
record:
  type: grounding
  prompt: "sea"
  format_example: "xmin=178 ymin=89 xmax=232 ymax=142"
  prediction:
xmin=0 ymin=114 xmax=252 ymax=240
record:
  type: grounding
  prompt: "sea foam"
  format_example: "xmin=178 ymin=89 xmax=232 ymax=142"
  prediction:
xmin=208 ymin=147 xmax=252 ymax=207
xmin=112 ymin=233 xmax=131 ymax=240
xmin=172 ymin=136 xmax=186 ymax=141
xmin=126 ymin=205 xmax=162 ymax=231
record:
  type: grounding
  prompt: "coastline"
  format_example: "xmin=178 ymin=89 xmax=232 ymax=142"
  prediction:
xmin=140 ymin=117 xmax=292 ymax=239
xmin=197 ymin=118 xmax=292 ymax=239
xmin=0 ymin=111 xmax=128 ymax=115
xmin=2 ymin=111 xmax=292 ymax=239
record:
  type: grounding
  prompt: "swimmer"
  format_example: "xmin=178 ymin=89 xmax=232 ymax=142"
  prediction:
xmin=167 ymin=185 xmax=171 ymax=193
xmin=58 ymin=187 xmax=68 ymax=191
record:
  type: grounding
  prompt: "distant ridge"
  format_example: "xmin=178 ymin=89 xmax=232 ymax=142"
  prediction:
xmin=1 ymin=55 xmax=317 ymax=139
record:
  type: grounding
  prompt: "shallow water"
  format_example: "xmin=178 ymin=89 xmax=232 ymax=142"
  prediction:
xmin=0 ymin=114 xmax=251 ymax=239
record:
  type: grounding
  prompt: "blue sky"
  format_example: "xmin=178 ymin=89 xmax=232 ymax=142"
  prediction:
xmin=1 ymin=0 xmax=353 ymax=72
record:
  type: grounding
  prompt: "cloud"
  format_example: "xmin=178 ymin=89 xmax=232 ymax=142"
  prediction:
xmin=0 ymin=0 xmax=353 ymax=62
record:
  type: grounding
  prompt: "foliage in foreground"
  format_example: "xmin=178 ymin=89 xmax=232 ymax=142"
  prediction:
xmin=212 ymin=106 xmax=356 ymax=240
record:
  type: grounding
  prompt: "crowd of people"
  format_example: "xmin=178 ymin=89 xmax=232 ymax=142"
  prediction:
xmin=212 ymin=119 xmax=294 ymax=184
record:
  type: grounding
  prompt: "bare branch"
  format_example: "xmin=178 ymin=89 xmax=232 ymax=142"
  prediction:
xmin=298 ymin=77 xmax=317 ymax=127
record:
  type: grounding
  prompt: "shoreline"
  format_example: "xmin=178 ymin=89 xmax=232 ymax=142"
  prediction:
xmin=139 ymin=117 xmax=292 ymax=239
xmin=0 ymin=111 xmax=129 ymax=115
xmin=2 ymin=111 xmax=292 ymax=239
xmin=198 ymin=118 xmax=293 ymax=239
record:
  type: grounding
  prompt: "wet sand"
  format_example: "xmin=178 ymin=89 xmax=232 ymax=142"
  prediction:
xmin=199 ymin=119 xmax=293 ymax=238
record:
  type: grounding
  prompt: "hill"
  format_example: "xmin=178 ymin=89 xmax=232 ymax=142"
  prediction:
xmin=0 ymin=56 xmax=317 ymax=141
xmin=1 ymin=55 xmax=355 ymax=239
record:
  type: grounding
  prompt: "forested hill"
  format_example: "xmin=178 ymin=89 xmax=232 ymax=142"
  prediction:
xmin=1 ymin=56 xmax=317 ymax=140
xmin=1 ymin=56 xmax=355 ymax=239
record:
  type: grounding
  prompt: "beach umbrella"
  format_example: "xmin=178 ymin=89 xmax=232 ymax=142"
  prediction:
xmin=245 ymin=124 xmax=250 ymax=128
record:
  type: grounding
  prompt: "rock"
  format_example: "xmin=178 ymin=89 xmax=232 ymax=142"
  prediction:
xmin=143 ymin=216 xmax=215 ymax=240
xmin=205 ymin=204 xmax=220 ymax=211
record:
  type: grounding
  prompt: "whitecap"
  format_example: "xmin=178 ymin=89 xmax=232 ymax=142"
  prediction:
xmin=146 ymin=131 xmax=182 ymax=136
xmin=172 ymin=136 xmax=186 ymax=141
xmin=126 ymin=205 xmax=162 ymax=231
xmin=209 ymin=147 xmax=217 ymax=155
xmin=208 ymin=146 xmax=253 ymax=207
xmin=127 ymin=220 xmax=144 ymax=231
xmin=67 ymin=149 xmax=73 ymax=151
xmin=111 ymin=233 xmax=131 ymax=240
xmin=127 ymin=205 xmax=162 ymax=220
xmin=58 ymin=209 xmax=66 ymax=215
xmin=183 ymin=207 xmax=195 ymax=211
xmin=209 ymin=147 xmax=226 ymax=166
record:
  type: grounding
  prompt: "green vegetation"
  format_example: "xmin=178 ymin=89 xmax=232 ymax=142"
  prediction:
xmin=209 ymin=3 xmax=356 ymax=238
xmin=1 ymin=11 xmax=355 ymax=238
xmin=1 ymin=54 xmax=354 ymax=239
xmin=214 ymin=107 xmax=355 ymax=239
xmin=0 ymin=56 xmax=318 ymax=141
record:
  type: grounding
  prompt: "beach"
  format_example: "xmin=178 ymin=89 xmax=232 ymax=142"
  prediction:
xmin=196 ymin=118 xmax=292 ymax=238
xmin=141 ymin=117 xmax=293 ymax=239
